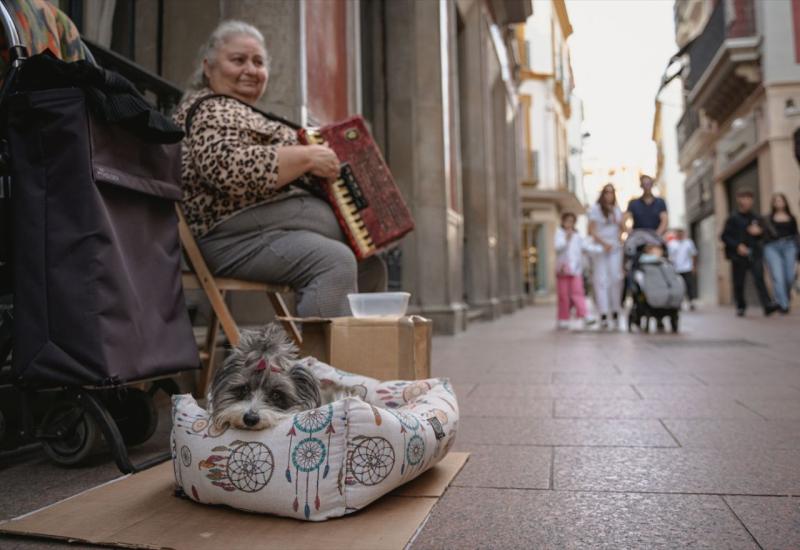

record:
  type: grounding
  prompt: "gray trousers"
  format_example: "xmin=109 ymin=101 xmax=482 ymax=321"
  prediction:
xmin=198 ymin=195 xmax=387 ymax=318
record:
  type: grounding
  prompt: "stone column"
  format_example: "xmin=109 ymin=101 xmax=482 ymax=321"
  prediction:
xmin=384 ymin=0 xmax=467 ymax=334
xmin=458 ymin=0 xmax=501 ymax=318
xmin=492 ymin=78 xmax=514 ymax=314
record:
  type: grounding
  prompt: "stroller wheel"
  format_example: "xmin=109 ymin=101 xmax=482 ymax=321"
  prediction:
xmin=107 ymin=389 xmax=158 ymax=447
xmin=627 ymin=312 xmax=635 ymax=332
xmin=40 ymin=398 xmax=101 ymax=466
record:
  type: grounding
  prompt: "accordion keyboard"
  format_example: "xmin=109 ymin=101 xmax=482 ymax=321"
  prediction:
xmin=329 ymin=166 xmax=376 ymax=257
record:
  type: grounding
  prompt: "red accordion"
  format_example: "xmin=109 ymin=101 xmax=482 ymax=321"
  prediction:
xmin=299 ymin=116 xmax=414 ymax=260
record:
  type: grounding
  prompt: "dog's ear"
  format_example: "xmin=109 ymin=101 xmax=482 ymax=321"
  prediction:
xmin=289 ymin=365 xmax=322 ymax=409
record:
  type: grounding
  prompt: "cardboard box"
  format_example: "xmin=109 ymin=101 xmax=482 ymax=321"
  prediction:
xmin=282 ymin=316 xmax=432 ymax=381
xmin=0 ymin=453 xmax=469 ymax=550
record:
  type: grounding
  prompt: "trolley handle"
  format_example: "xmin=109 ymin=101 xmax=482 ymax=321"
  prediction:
xmin=0 ymin=0 xmax=27 ymax=67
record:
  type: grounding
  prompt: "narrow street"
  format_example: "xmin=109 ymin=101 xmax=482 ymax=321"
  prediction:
xmin=413 ymin=305 xmax=800 ymax=549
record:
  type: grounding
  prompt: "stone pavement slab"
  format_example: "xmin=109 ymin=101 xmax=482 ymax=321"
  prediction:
xmin=554 ymin=447 xmax=800 ymax=494
xmin=551 ymin=372 xmax=703 ymax=385
xmin=554 ymin=397 xmax=761 ymax=419
xmin=470 ymin=383 xmax=641 ymax=399
xmin=449 ymin=445 xmax=551 ymax=490
xmin=634 ymin=383 xmax=800 ymax=401
xmin=741 ymin=399 xmax=800 ymax=420
xmin=724 ymin=496 xmax=800 ymax=550
xmin=663 ymin=418 xmax=800 ymax=449
xmin=457 ymin=417 xmax=676 ymax=447
xmin=460 ymin=395 xmax=553 ymax=418
xmin=412 ymin=487 xmax=758 ymax=550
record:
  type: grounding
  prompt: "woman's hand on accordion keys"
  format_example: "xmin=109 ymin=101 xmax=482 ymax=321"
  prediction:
xmin=306 ymin=144 xmax=341 ymax=180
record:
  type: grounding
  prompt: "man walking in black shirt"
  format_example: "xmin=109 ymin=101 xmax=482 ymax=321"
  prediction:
xmin=720 ymin=190 xmax=779 ymax=317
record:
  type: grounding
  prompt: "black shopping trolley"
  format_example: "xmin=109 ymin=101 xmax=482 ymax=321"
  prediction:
xmin=0 ymin=1 xmax=199 ymax=472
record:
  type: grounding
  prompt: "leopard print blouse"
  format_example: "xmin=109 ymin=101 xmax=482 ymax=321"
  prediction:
xmin=173 ymin=88 xmax=307 ymax=237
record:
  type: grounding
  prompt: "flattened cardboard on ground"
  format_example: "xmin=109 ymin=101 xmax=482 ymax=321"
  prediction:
xmin=279 ymin=315 xmax=433 ymax=380
xmin=0 ymin=452 xmax=468 ymax=550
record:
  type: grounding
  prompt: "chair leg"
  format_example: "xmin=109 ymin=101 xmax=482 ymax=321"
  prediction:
xmin=268 ymin=292 xmax=303 ymax=346
xmin=199 ymin=307 xmax=221 ymax=397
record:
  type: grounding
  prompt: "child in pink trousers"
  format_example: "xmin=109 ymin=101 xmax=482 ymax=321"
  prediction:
xmin=555 ymin=212 xmax=593 ymax=329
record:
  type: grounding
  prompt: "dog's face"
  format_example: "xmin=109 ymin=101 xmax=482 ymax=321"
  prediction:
xmin=208 ymin=324 xmax=321 ymax=430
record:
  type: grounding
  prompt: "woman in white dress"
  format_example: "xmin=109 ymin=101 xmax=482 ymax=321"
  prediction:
xmin=588 ymin=184 xmax=625 ymax=329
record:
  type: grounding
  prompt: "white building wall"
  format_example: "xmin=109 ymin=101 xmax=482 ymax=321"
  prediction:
xmin=568 ymin=93 xmax=587 ymax=206
xmin=658 ymin=78 xmax=687 ymax=229
xmin=526 ymin=0 xmax=554 ymax=74
xmin=759 ymin=0 xmax=800 ymax=85
xmin=520 ymin=78 xmax=559 ymax=190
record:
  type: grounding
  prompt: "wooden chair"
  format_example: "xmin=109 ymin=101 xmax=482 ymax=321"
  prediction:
xmin=176 ymin=207 xmax=302 ymax=395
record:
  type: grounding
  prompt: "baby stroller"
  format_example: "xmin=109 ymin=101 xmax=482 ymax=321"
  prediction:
xmin=624 ymin=230 xmax=685 ymax=333
xmin=0 ymin=2 xmax=198 ymax=472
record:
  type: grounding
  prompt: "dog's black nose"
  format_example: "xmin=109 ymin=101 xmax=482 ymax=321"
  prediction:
xmin=243 ymin=412 xmax=260 ymax=427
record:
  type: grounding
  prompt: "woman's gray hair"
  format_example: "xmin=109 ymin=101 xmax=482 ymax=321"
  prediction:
xmin=187 ymin=20 xmax=268 ymax=91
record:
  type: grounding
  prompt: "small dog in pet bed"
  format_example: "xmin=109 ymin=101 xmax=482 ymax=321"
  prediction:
xmin=207 ymin=323 xmax=353 ymax=430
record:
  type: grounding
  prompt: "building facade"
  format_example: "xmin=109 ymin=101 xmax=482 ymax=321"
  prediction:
xmin=516 ymin=0 xmax=583 ymax=296
xmin=652 ymin=77 xmax=687 ymax=231
xmin=62 ymin=0 xmax=531 ymax=333
xmin=675 ymin=0 xmax=800 ymax=305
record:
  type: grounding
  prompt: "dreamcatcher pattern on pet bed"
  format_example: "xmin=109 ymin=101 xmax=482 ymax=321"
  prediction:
xmin=170 ymin=359 xmax=459 ymax=521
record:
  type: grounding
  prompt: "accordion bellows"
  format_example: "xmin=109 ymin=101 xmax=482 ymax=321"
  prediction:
xmin=299 ymin=116 xmax=414 ymax=259
xmin=171 ymin=359 xmax=458 ymax=521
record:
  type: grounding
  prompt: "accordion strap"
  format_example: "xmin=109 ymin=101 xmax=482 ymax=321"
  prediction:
xmin=182 ymin=93 xmax=325 ymax=200
xmin=183 ymin=93 xmax=301 ymax=136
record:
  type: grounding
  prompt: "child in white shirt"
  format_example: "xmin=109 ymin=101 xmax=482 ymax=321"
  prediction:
xmin=554 ymin=212 xmax=593 ymax=329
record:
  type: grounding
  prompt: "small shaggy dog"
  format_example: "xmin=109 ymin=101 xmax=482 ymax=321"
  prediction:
xmin=207 ymin=324 xmax=346 ymax=430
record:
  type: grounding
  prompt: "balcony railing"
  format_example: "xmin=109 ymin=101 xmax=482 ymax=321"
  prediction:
xmin=677 ymin=107 xmax=700 ymax=153
xmin=684 ymin=0 xmax=757 ymax=92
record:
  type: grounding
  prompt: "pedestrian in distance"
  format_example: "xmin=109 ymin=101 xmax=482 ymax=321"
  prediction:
xmin=763 ymin=193 xmax=799 ymax=314
xmin=667 ymin=228 xmax=698 ymax=310
xmin=588 ymin=184 xmax=625 ymax=329
xmin=554 ymin=212 xmax=595 ymax=330
xmin=626 ymin=174 xmax=668 ymax=236
xmin=720 ymin=189 xmax=780 ymax=317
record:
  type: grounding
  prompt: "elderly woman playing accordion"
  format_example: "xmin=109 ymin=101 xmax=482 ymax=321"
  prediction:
xmin=173 ymin=21 xmax=386 ymax=318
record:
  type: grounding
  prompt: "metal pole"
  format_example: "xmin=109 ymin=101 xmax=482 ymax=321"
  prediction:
xmin=0 ymin=0 xmax=20 ymax=48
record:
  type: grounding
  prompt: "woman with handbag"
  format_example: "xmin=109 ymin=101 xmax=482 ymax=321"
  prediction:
xmin=763 ymin=193 xmax=799 ymax=314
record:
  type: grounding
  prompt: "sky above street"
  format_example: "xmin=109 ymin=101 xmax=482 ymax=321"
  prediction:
xmin=566 ymin=0 xmax=678 ymax=175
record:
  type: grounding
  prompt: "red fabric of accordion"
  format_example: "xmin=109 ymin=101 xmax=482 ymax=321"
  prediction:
xmin=298 ymin=116 xmax=414 ymax=260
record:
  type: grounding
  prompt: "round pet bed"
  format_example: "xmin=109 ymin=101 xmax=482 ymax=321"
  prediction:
xmin=171 ymin=358 xmax=459 ymax=521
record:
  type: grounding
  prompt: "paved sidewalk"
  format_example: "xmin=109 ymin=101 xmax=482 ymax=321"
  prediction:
xmin=412 ymin=305 xmax=800 ymax=549
xmin=1 ymin=305 xmax=799 ymax=549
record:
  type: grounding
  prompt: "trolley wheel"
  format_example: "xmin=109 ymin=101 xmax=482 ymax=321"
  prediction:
xmin=40 ymin=398 xmax=101 ymax=466
xmin=107 ymin=389 xmax=158 ymax=447
xmin=670 ymin=312 xmax=679 ymax=333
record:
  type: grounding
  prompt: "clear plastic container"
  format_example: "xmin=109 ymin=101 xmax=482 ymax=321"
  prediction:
xmin=347 ymin=292 xmax=411 ymax=318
